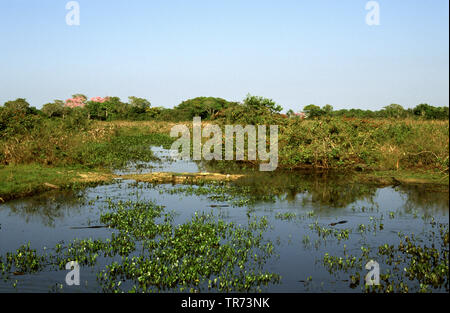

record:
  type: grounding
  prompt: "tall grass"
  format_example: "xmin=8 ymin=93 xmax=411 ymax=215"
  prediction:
xmin=203 ymin=117 xmax=449 ymax=172
xmin=1 ymin=117 xmax=448 ymax=172
xmin=277 ymin=118 xmax=449 ymax=171
xmin=0 ymin=119 xmax=174 ymax=169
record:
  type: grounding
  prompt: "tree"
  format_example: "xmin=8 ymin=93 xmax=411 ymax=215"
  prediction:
xmin=413 ymin=103 xmax=449 ymax=120
xmin=243 ymin=94 xmax=282 ymax=114
xmin=303 ymin=104 xmax=324 ymax=118
xmin=42 ymin=100 xmax=65 ymax=117
xmin=72 ymin=94 xmax=87 ymax=102
xmin=85 ymin=100 xmax=106 ymax=120
xmin=383 ymin=103 xmax=405 ymax=118
xmin=201 ymin=98 xmax=229 ymax=117
xmin=128 ymin=97 xmax=151 ymax=114
xmin=4 ymin=98 xmax=30 ymax=112
xmin=413 ymin=103 xmax=432 ymax=118
xmin=176 ymin=97 xmax=232 ymax=119
xmin=286 ymin=109 xmax=295 ymax=117
xmin=146 ymin=107 xmax=163 ymax=118
xmin=323 ymin=104 xmax=334 ymax=116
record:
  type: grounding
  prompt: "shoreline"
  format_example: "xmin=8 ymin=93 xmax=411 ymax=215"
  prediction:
xmin=1 ymin=164 xmax=447 ymax=203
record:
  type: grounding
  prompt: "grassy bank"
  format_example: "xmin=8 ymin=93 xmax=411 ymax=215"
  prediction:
xmin=0 ymin=120 xmax=175 ymax=201
xmin=0 ymin=118 xmax=448 ymax=202
xmin=169 ymin=117 xmax=448 ymax=183
xmin=204 ymin=118 xmax=449 ymax=173
xmin=355 ymin=169 xmax=449 ymax=186
xmin=0 ymin=165 xmax=115 ymax=202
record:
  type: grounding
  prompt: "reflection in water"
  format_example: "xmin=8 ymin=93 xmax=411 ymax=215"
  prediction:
xmin=115 ymin=146 xmax=205 ymax=175
xmin=1 ymin=172 xmax=448 ymax=226
xmin=232 ymin=172 xmax=379 ymax=208
xmin=2 ymin=190 xmax=83 ymax=227
xmin=398 ymin=184 xmax=449 ymax=214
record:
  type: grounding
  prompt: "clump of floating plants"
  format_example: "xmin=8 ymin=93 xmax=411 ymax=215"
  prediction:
xmin=0 ymin=243 xmax=47 ymax=277
xmin=0 ymin=200 xmax=280 ymax=292
xmin=274 ymin=212 xmax=298 ymax=221
xmin=276 ymin=205 xmax=448 ymax=292
xmin=321 ymin=219 xmax=448 ymax=293
xmin=157 ymin=180 xmax=277 ymax=207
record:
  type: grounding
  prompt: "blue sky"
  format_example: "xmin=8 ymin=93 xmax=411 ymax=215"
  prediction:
xmin=0 ymin=0 xmax=448 ymax=111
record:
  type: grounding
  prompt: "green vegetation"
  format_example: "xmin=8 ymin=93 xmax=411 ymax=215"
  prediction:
xmin=4 ymin=93 xmax=448 ymax=126
xmin=2 ymin=182 xmax=446 ymax=293
xmin=0 ymin=164 xmax=114 ymax=202
xmin=296 ymin=103 xmax=449 ymax=120
xmin=171 ymin=97 xmax=237 ymax=120
xmin=0 ymin=164 xmax=448 ymax=292
xmin=0 ymin=95 xmax=448 ymax=201
xmin=161 ymin=181 xmax=277 ymax=207
xmin=206 ymin=117 xmax=449 ymax=175
xmin=270 ymin=203 xmax=448 ymax=293
xmin=277 ymin=118 xmax=448 ymax=171
xmin=72 ymin=130 xmax=173 ymax=169
xmin=0 ymin=99 xmax=175 ymax=200
xmin=158 ymin=97 xmax=449 ymax=121
xmin=0 ymin=94 xmax=448 ymax=294
xmin=320 ymin=219 xmax=449 ymax=293
xmin=0 ymin=200 xmax=280 ymax=292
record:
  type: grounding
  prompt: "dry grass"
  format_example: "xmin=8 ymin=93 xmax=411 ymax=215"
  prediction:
xmin=94 ymin=120 xmax=179 ymax=134
xmin=120 ymin=172 xmax=245 ymax=184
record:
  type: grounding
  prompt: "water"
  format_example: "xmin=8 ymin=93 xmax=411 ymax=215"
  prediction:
xmin=0 ymin=147 xmax=448 ymax=292
xmin=114 ymin=146 xmax=205 ymax=175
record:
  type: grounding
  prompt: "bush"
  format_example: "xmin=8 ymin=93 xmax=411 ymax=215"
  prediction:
xmin=0 ymin=104 xmax=42 ymax=139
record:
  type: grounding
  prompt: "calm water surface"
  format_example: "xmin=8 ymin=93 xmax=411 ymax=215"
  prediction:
xmin=0 ymin=147 xmax=448 ymax=292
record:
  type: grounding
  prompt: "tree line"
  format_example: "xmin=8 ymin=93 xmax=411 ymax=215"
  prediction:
xmin=0 ymin=94 xmax=448 ymax=130
xmin=297 ymin=103 xmax=449 ymax=120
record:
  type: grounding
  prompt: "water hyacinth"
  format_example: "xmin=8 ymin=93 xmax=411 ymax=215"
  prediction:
xmin=0 ymin=200 xmax=281 ymax=293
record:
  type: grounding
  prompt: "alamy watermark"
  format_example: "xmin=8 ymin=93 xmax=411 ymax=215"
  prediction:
xmin=170 ymin=117 xmax=279 ymax=171
xmin=66 ymin=1 xmax=80 ymax=26
xmin=365 ymin=260 xmax=380 ymax=286
xmin=64 ymin=2 xmax=380 ymax=28
xmin=65 ymin=261 xmax=80 ymax=286
xmin=365 ymin=1 xmax=380 ymax=26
